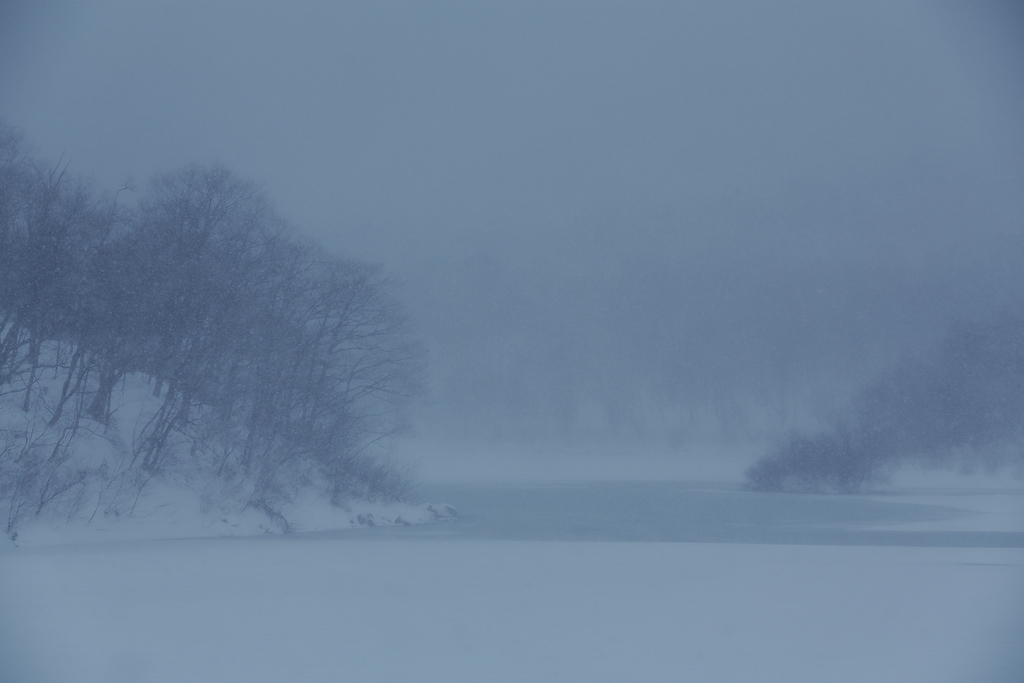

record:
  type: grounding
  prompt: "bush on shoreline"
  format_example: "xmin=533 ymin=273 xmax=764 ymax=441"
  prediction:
xmin=746 ymin=314 xmax=1024 ymax=492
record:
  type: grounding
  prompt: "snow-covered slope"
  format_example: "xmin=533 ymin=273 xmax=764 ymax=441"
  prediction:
xmin=2 ymin=364 xmax=450 ymax=544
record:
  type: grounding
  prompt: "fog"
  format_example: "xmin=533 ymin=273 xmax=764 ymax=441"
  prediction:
xmin=3 ymin=6 xmax=1024 ymax=679
xmin=3 ymin=0 xmax=1024 ymax=446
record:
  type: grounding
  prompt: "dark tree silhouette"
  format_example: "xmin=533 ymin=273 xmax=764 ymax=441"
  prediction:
xmin=746 ymin=314 xmax=1024 ymax=492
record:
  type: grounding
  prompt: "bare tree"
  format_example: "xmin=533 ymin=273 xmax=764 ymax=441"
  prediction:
xmin=0 ymin=136 xmax=422 ymax=533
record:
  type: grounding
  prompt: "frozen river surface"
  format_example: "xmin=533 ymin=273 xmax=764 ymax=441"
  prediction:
xmin=319 ymin=480 xmax=1024 ymax=547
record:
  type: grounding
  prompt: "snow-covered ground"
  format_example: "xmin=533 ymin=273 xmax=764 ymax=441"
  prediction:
xmin=1 ymin=537 xmax=1021 ymax=682
xmin=1 ymin=440 xmax=1022 ymax=683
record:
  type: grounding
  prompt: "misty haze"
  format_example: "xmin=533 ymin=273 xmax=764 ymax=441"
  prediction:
xmin=1 ymin=2 xmax=1023 ymax=682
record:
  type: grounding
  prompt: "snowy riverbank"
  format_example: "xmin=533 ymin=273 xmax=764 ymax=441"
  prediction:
xmin=4 ymin=483 xmax=456 ymax=548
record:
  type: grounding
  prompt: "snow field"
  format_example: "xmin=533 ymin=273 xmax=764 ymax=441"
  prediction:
xmin=1 ymin=539 xmax=1021 ymax=683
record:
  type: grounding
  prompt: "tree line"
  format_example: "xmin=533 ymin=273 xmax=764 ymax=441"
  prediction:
xmin=0 ymin=120 xmax=420 ymax=534
xmin=746 ymin=313 xmax=1024 ymax=492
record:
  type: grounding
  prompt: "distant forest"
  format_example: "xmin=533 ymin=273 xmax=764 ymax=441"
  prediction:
xmin=0 ymin=120 xmax=420 ymax=534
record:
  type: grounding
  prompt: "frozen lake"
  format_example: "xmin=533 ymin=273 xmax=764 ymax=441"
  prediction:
xmin=2 ymin=480 xmax=1023 ymax=683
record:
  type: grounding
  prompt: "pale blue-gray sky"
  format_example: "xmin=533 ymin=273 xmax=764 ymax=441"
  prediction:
xmin=2 ymin=1 xmax=1023 ymax=439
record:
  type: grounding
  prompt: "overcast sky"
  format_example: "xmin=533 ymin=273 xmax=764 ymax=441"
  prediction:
xmin=3 ymin=1 xmax=1023 ymax=441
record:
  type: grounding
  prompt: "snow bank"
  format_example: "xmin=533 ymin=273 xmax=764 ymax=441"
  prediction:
xmin=3 ymin=367 xmax=450 ymax=547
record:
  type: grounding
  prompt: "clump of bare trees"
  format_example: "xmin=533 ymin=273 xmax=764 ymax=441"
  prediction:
xmin=0 ymin=120 xmax=420 ymax=535
xmin=746 ymin=314 xmax=1024 ymax=492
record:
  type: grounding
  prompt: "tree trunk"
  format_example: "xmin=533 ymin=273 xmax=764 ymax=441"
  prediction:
xmin=21 ymin=337 xmax=41 ymax=413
